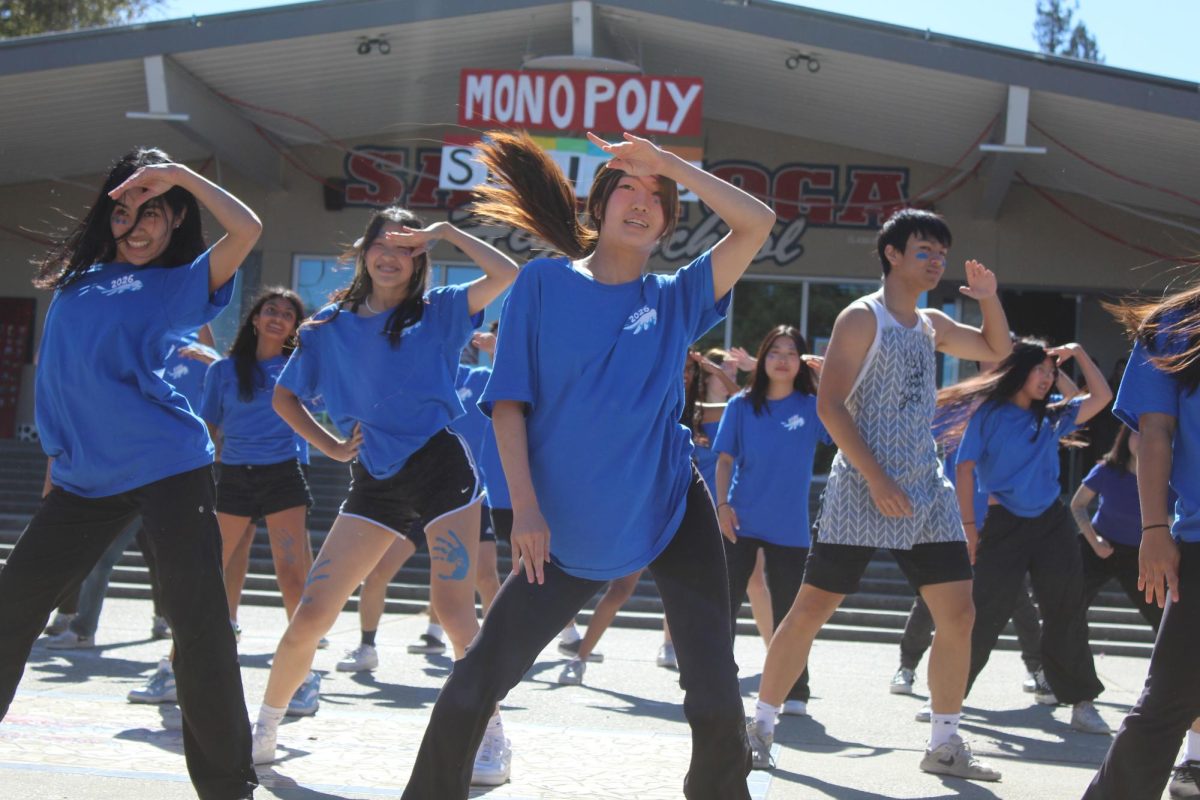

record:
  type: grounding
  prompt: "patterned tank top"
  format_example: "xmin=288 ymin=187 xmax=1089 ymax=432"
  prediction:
xmin=814 ymin=290 xmax=963 ymax=549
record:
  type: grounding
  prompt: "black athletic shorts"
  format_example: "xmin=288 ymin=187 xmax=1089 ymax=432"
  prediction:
xmin=340 ymin=429 xmax=479 ymax=541
xmin=489 ymin=507 xmax=513 ymax=544
xmin=215 ymin=458 xmax=312 ymax=518
xmin=479 ymin=504 xmax=496 ymax=543
xmin=803 ymin=539 xmax=973 ymax=596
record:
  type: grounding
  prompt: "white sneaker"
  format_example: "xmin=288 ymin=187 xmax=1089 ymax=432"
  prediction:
xmin=128 ymin=659 xmax=176 ymax=704
xmin=407 ymin=633 xmax=446 ymax=654
xmin=890 ymin=667 xmax=915 ymax=695
xmin=317 ymin=637 xmax=330 ymax=650
xmin=746 ymin=718 xmax=775 ymax=770
xmin=336 ymin=643 xmax=379 ymax=672
xmin=1070 ymin=701 xmax=1111 ymax=735
xmin=781 ymin=700 xmax=808 ymax=716
xmin=920 ymin=735 xmax=1001 ymax=782
xmin=251 ymin=723 xmax=279 ymax=765
xmin=656 ymin=642 xmax=678 ymax=670
xmin=915 ymin=703 xmax=931 ymax=723
xmin=150 ymin=616 xmax=172 ymax=640
xmin=45 ymin=630 xmax=95 ymax=649
xmin=471 ymin=725 xmax=512 ymax=786
xmin=557 ymin=658 xmax=585 ymax=685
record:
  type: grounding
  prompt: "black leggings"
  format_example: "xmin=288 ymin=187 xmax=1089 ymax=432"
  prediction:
xmin=1084 ymin=541 xmax=1200 ymax=799
xmin=0 ymin=467 xmax=256 ymax=800
xmin=724 ymin=536 xmax=809 ymax=701
xmin=402 ymin=469 xmax=751 ymax=800
xmin=900 ymin=580 xmax=1042 ymax=673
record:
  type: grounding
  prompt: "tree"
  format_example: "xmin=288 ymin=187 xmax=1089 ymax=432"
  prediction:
xmin=0 ymin=1 xmax=164 ymax=39
xmin=1033 ymin=0 xmax=1104 ymax=62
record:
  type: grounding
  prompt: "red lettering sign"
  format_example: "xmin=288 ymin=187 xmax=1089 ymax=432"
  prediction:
xmin=344 ymin=149 xmax=407 ymax=207
xmin=458 ymin=69 xmax=703 ymax=137
xmin=835 ymin=168 xmax=908 ymax=227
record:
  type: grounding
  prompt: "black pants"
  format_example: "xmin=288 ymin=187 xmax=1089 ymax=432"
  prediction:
xmin=402 ymin=470 xmax=751 ymax=800
xmin=966 ymin=501 xmax=1103 ymax=704
xmin=0 ymin=467 xmax=256 ymax=800
xmin=1083 ymin=541 xmax=1200 ymax=799
xmin=135 ymin=523 xmax=167 ymax=618
xmin=900 ymin=581 xmax=1042 ymax=673
xmin=724 ymin=537 xmax=809 ymax=702
xmin=1080 ymin=537 xmax=1163 ymax=631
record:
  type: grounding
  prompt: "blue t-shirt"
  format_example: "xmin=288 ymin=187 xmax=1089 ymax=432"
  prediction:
xmin=478 ymin=420 xmax=511 ymax=510
xmin=1082 ymin=462 xmax=1143 ymax=547
xmin=956 ymin=397 xmax=1083 ymax=518
xmin=200 ymin=355 xmax=308 ymax=466
xmin=694 ymin=420 xmax=721 ymax=500
xmin=1114 ymin=336 xmax=1200 ymax=543
xmin=278 ymin=285 xmax=482 ymax=479
xmin=450 ymin=365 xmax=491 ymax=464
xmin=714 ymin=391 xmax=826 ymax=547
xmin=36 ymin=250 xmax=233 ymax=497
xmin=480 ymin=251 xmax=728 ymax=579
xmin=161 ymin=333 xmax=209 ymax=413
xmin=932 ymin=402 xmax=989 ymax=526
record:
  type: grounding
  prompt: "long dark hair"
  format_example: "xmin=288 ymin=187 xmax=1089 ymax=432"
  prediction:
xmin=229 ymin=287 xmax=304 ymax=401
xmin=34 ymin=147 xmax=205 ymax=290
xmin=470 ymin=130 xmax=679 ymax=259
xmin=305 ymin=206 xmax=429 ymax=347
xmin=1107 ymin=285 xmax=1200 ymax=393
xmin=681 ymin=349 xmax=707 ymax=445
xmin=1100 ymin=426 xmax=1134 ymax=472
xmin=746 ymin=326 xmax=816 ymax=415
xmin=936 ymin=337 xmax=1074 ymax=446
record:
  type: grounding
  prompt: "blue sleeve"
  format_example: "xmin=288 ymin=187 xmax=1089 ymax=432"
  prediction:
xmin=956 ymin=410 xmax=984 ymax=464
xmin=1082 ymin=462 xmax=1108 ymax=495
xmin=160 ymin=248 xmax=235 ymax=331
xmin=1054 ymin=397 xmax=1085 ymax=437
xmin=278 ymin=330 xmax=322 ymax=401
xmin=812 ymin=400 xmax=832 ymax=445
xmin=199 ymin=360 xmax=224 ymax=425
xmin=666 ymin=250 xmax=730 ymax=342
xmin=430 ymin=284 xmax=483 ymax=349
xmin=480 ymin=265 xmax=540 ymax=416
xmin=1114 ymin=341 xmax=1180 ymax=430
xmin=713 ymin=396 xmax=741 ymax=457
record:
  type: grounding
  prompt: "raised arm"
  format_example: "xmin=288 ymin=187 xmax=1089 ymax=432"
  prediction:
xmin=108 ymin=163 xmax=262 ymax=293
xmin=1046 ymin=343 xmax=1113 ymax=425
xmin=272 ymin=384 xmax=361 ymax=463
xmin=586 ymin=132 xmax=776 ymax=300
xmin=492 ymin=400 xmax=550 ymax=585
xmin=818 ymin=305 xmax=912 ymax=518
xmin=384 ymin=223 xmax=518 ymax=314
xmin=927 ymin=260 xmax=1012 ymax=363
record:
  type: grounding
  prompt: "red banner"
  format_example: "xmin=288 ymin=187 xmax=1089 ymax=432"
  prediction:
xmin=458 ymin=69 xmax=703 ymax=137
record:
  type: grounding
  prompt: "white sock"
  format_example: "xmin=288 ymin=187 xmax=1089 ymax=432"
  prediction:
xmin=1184 ymin=729 xmax=1200 ymax=763
xmin=425 ymin=623 xmax=444 ymax=640
xmin=929 ymin=712 xmax=961 ymax=750
xmin=754 ymin=700 xmax=780 ymax=735
xmin=560 ymin=623 xmax=581 ymax=643
xmin=256 ymin=704 xmax=286 ymax=733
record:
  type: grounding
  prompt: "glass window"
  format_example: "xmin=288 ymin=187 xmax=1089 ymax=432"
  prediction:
xmin=805 ymin=281 xmax=878 ymax=354
xmin=729 ymin=280 xmax=804 ymax=352
xmin=294 ymin=255 xmax=354 ymax=314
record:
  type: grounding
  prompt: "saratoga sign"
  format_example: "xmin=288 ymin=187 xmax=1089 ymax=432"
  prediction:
xmin=458 ymin=69 xmax=704 ymax=137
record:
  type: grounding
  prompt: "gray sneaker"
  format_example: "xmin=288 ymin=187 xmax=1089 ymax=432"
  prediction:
xmin=1170 ymin=760 xmax=1200 ymax=798
xmin=128 ymin=659 xmax=176 ymax=704
xmin=45 ymin=630 xmax=95 ymax=649
xmin=915 ymin=703 xmax=931 ymax=723
xmin=557 ymin=658 xmax=585 ymax=685
xmin=150 ymin=616 xmax=172 ymax=640
xmin=1070 ymin=701 xmax=1111 ymax=735
xmin=745 ymin=718 xmax=775 ymax=770
xmin=890 ymin=667 xmax=915 ymax=695
xmin=45 ymin=612 xmax=75 ymax=636
xmin=920 ymin=735 xmax=1001 ymax=782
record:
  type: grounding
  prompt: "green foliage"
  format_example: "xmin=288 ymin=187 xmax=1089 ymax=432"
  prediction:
xmin=0 ymin=0 xmax=163 ymax=38
xmin=1033 ymin=0 xmax=1104 ymax=63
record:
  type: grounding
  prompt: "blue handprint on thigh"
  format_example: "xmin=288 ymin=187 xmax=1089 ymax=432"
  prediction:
xmin=431 ymin=529 xmax=469 ymax=581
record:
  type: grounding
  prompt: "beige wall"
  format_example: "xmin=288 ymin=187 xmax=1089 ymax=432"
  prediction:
xmin=1 ymin=119 xmax=1193 ymax=429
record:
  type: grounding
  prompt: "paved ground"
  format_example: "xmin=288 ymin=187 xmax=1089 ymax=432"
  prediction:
xmin=0 ymin=597 xmax=1177 ymax=799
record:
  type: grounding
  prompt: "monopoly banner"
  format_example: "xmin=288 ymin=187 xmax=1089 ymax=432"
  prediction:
xmin=458 ymin=69 xmax=704 ymax=137
xmin=438 ymin=134 xmax=703 ymax=202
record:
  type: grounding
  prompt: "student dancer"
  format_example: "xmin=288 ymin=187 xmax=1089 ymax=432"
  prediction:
xmin=949 ymin=339 xmax=1111 ymax=734
xmin=715 ymin=326 xmax=825 ymax=715
xmin=400 ymin=129 xmax=774 ymax=799
xmin=201 ymin=288 xmax=314 ymax=632
xmin=0 ymin=147 xmax=261 ymax=799
xmin=249 ymin=207 xmax=517 ymax=779
xmin=748 ymin=209 xmax=1010 ymax=781
xmin=1072 ymin=426 xmax=1168 ymax=629
xmin=1083 ymin=288 xmax=1200 ymax=799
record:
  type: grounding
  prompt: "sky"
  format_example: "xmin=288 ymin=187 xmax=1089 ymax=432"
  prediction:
xmin=145 ymin=0 xmax=1199 ymax=83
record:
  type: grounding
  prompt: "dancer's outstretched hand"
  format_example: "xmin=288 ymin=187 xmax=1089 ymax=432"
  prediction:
xmin=958 ymin=260 xmax=998 ymax=301
xmin=511 ymin=507 xmax=551 ymax=584
xmin=586 ymin=131 xmax=669 ymax=177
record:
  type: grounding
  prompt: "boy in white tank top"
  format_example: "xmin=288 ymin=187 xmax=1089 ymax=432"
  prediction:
xmin=748 ymin=209 xmax=1013 ymax=782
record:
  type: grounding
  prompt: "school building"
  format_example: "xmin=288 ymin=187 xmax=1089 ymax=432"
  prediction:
xmin=2 ymin=0 xmax=1198 ymax=447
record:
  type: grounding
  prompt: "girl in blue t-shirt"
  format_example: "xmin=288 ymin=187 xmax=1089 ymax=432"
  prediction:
xmin=0 ymin=147 xmax=262 ymax=798
xmin=1083 ymin=290 xmax=1200 ymax=799
xmin=951 ymin=338 xmax=1112 ymax=733
xmin=1071 ymin=426 xmax=1166 ymax=630
xmin=200 ymin=288 xmax=314 ymax=629
xmin=250 ymin=207 xmax=517 ymax=772
xmin=715 ymin=325 xmax=826 ymax=716
xmin=402 ymin=130 xmax=775 ymax=800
